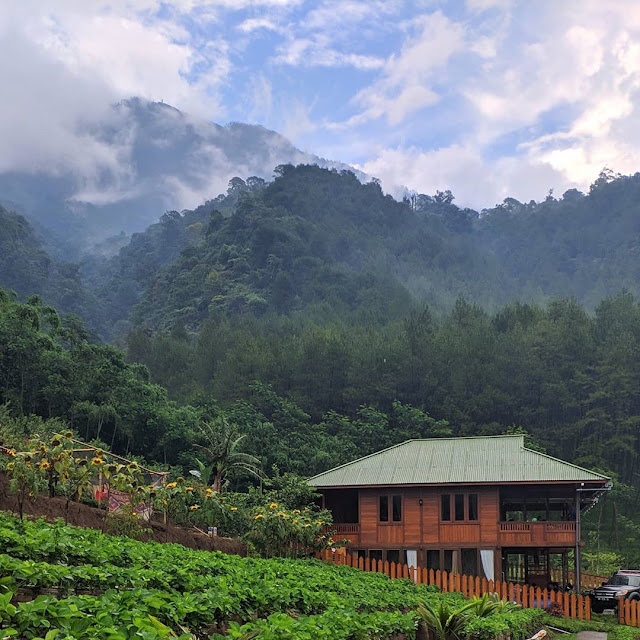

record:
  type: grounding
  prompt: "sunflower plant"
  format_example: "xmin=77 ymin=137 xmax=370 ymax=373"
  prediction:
xmin=248 ymin=504 xmax=336 ymax=558
xmin=5 ymin=451 xmax=44 ymax=520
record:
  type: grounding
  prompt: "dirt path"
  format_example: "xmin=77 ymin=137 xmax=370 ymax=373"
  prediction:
xmin=577 ymin=632 xmax=607 ymax=640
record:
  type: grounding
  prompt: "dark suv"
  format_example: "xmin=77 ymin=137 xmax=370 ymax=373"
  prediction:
xmin=590 ymin=570 xmax=640 ymax=613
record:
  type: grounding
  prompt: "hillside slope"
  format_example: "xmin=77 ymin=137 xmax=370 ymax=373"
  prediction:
xmin=91 ymin=165 xmax=505 ymax=335
xmin=0 ymin=205 xmax=98 ymax=326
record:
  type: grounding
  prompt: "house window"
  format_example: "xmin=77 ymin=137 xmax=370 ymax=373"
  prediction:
xmin=426 ymin=550 xmax=441 ymax=570
xmin=369 ymin=549 xmax=383 ymax=562
xmin=441 ymin=494 xmax=451 ymax=521
xmin=443 ymin=550 xmax=459 ymax=573
xmin=379 ymin=494 xmax=402 ymax=522
xmin=379 ymin=496 xmax=389 ymax=522
xmin=441 ymin=493 xmax=479 ymax=522
xmin=387 ymin=549 xmax=401 ymax=564
xmin=392 ymin=495 xmax=402 ymax=522
xmin=461 ymin=548 xmax=478 ymax=575
xmin=468 ymin=494 xmax=478 ymax=521
xmin=455 ymin=494 xmax=465 ymax=521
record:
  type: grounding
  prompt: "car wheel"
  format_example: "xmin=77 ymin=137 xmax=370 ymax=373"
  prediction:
xmin=591 ymin=604 xmax=605 ymax=614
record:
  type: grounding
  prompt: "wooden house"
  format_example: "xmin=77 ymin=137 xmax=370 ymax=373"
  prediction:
xmin=309 ymin=435 xmax=610 ymax=587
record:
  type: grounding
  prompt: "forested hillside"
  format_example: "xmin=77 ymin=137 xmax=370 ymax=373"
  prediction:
xmin=86 ymin=165 xmax=640 ymax=341
xmin=0 ymin=206 xmax=98 ymax=326
xmin=88 ymin=165 xmax=507 ymax=337
xmin=2 ymin=284 xmax=640 ymax=562
xmin=476 ymin=169 xmax=640 ymax=308
xmin=3 ymin=163 xmax=640 ymax=564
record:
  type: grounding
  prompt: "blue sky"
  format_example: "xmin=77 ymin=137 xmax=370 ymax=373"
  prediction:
xmin=3 ymin=0 xmax=640 ymax=208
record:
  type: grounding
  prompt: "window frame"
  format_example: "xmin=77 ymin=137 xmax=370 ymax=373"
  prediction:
xmin=440 ymin=492 xmax=481 ymax=522
xmin=378 ymin=493 xmax=403 ymax=523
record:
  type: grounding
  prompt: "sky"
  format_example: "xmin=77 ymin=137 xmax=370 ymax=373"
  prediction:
xmin=3 ymin=0 xmax=640 ymax=209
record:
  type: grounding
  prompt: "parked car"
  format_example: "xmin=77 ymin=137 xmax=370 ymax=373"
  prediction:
xmin=590 ymin=570 xmax=640 ymax=613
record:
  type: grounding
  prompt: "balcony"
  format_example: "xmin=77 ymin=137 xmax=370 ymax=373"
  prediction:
xmin=499 ymin=521 xmax=575 ymax=546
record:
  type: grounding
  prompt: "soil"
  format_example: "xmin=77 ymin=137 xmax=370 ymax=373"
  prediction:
xmin=0 ymin=473 xmax=247 ymax=556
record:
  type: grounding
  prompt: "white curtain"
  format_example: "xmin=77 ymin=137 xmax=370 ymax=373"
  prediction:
xmin=406 ymin=550 xmax=418 ymax=582
xmin=451 ymin=550 xmax=459 ymax=574
xmin=480 ymin=550 xmax=495 ymax=581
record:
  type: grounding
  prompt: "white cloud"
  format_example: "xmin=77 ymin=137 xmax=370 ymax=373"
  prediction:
xmin=5 ymin=0 xmax=640 ymax=218
xmin=237 ymin=18 xmax=280 ymax=33
xmin=273 ymin=35 xmax=385 ymax=69
xmin=337 ymin=11 xmax=466 ymax=127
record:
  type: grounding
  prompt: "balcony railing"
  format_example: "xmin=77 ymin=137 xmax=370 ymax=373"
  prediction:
xmin=499 ymin=522 xmax=576 ymax=532
xmin=499 ymin=522 xmax=532 ymax=532
xmin=331 ymin=523 xmax=360 ymax=534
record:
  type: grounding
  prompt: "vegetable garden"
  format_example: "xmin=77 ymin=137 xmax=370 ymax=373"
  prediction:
xmin=0 ymin=512 xmax=564 ymax=640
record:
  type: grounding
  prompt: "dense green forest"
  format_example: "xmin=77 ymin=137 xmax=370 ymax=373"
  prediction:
xmin=78 ymin=165 xmax=640 ymax=341
xmin=1 ymin=285 xmax=640 ymax=562
xmin=3 ymin=164 xmax=640 ymax=564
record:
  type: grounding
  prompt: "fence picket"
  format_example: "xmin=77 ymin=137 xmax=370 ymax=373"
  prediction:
xmin=318 ymin=551 xmax=618 ymax=625
xmin=619 ymin=598 xmax=625 ymax=625
xmin=632 ymin=599 xmax=637 ymax=627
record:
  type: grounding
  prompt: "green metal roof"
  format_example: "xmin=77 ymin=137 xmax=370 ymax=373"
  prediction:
xmin=308 ymin=435 xmax=610 ymax=488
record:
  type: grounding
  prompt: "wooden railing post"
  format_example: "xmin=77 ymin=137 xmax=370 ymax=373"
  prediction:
xmin=585 ymin=595 xmax=591 ymax=621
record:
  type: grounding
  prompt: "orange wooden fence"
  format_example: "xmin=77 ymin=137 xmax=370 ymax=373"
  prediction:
xmin=319 ymin=549 xmax=591 ymax=621
xmin=618 ymin=598 xmax=640 ymax=627
xmin=581 ymin=572 xmax=610 ymax=590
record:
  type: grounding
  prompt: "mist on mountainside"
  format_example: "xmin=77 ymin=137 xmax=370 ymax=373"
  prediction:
xmin=0 ymin=98 xmax=364 ymax=258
